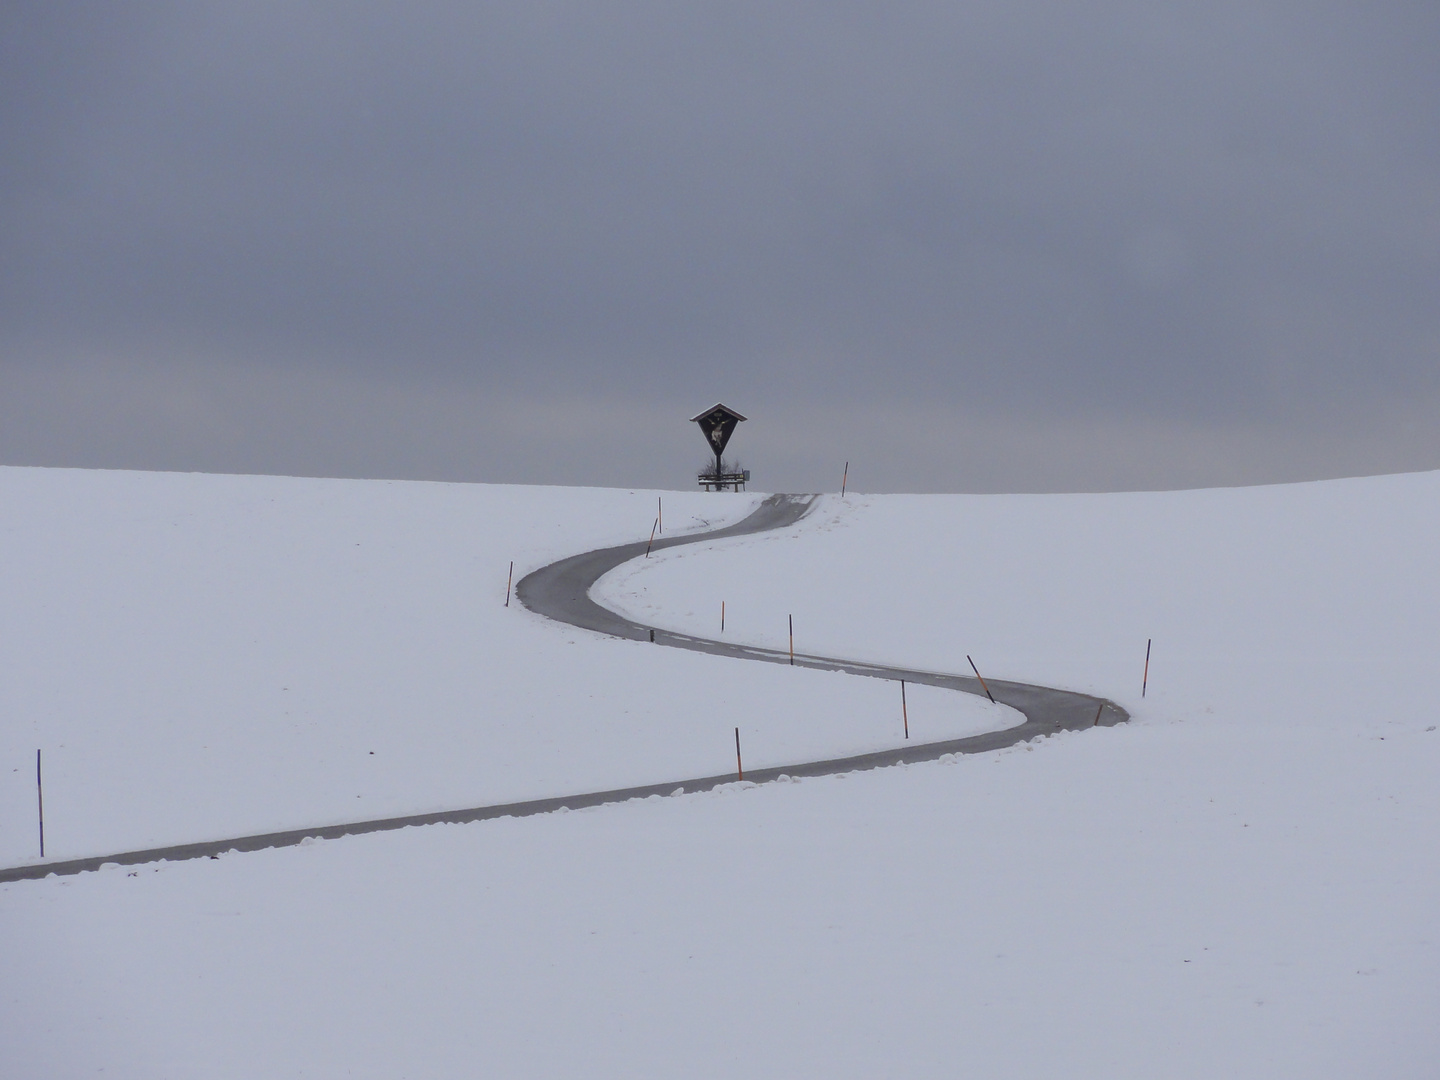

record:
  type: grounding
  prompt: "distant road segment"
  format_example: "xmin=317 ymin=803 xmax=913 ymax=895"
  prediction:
xmin=518 ymin=492 xmax=1126 ymax=746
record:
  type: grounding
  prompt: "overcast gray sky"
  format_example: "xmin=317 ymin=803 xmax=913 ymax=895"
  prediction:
xmin=3 ymin=2 xmax=1437 ymax=492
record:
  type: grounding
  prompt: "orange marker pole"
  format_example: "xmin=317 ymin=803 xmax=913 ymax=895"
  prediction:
xmin=967 ymin=655 xmax=996 ymax=704
xmin=36 ymin=749 xmax=45 ymax=858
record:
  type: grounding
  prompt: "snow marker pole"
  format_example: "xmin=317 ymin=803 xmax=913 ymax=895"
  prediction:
xmin=967 ymin=655 xmax=996 ymax=704
xmin=1142 ymin=638 xmax=1151 ymax=697
xmin=901 ymin=680 xmax=909 ymax=740
xmin=1094 ymin=703 xmax=1104 ymax=727
xmin=721 ymin=600 xmax=725 ymax=633
xmin=841 ymin=461 xmax=849 ymax=498
xmin=646 ymin=518 xmax=658 ymax=558
xmin=658 ymin=496 xmax=662 ymax=534
xmin=36 ymin=750 xmax=45 ymax=858
xmin=504 ymin=561 xmax=513 ymax=607
xmin=735 ymin=728 xmax=743 ymax=781
xmin=789 ymin=615 xmax=794 ymax=665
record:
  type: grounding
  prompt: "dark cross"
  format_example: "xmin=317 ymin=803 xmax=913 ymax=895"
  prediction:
xmin=690 ymin=403 xmax=747 ymax=486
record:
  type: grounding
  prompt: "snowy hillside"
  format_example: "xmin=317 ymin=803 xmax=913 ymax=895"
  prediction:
xmin=0 ymin=469 xmax=1008 ymax=864
xmin=2 ymin=466 xmax=1436 ymax=1078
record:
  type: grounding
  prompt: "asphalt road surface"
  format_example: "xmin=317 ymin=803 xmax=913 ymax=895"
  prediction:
xmin=518 ymin=492 xmax=1126 ymax=747
xmin=0 ymin=493 xmax=1125 ymax=884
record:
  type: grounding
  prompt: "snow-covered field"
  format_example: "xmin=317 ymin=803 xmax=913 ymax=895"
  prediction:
xmin=2 ymin=466 xmax=1437 ymax=1078
xmin=0 ymin=470 xmax=1010 ymax=865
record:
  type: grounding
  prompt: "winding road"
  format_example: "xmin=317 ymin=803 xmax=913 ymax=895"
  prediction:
xmin=0 ymin=493 xmax=1125 ymax=884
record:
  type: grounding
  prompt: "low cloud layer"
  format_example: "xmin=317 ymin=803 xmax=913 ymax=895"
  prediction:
xmin=3 ymin=2 xmax=1438 ymax=491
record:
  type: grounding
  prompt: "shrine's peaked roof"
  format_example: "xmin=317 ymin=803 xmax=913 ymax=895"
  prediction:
xmin=689 ymin=403 xmax=748 ymax=423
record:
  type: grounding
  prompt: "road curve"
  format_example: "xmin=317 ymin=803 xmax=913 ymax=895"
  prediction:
xmin=0 ymin=493 xmax=1125 ymax=885
xmin=519 ymin=492 xmax=1127 ymax=753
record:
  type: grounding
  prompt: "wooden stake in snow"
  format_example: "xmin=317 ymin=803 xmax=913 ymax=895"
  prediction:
xmin=967 ymin=655 xmax=996 ymax=704
xmin=645 ymin=518 xmax=658 ymax=558
xmin=36 ymin=749 xmax=45 ymax=858
xmin=901 ymin=680 xmax=909 ymax=740
xmin=1094 ymin=703 xmax=1104 ymax=727
xmin=735 ymin=727 xmax=743 ymax=781
xmin=1143 ymin=638 xmax=1151 ymax=697
xmin=721 ymin=600 xmax=725 ymax=633
xmin=658 ymin=496 xmax=663 ymax=534
xmin=504 ymin=561 xmax=514 ymax=607
xmin=841 ymin=461 xmax=849 ymax=498
xmin=789 ymin=614 xmax=794 ymax=665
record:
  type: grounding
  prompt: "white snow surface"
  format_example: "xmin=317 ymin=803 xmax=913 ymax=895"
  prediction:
xmin=2 ymin=466 xmax=1437 ymax=1078
xmin=0 ymin=470 xmax=1010 ymax=863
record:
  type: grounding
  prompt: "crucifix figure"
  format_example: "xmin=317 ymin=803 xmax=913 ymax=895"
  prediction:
xmin=690 ymin=403 xmax=748 ymax=490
